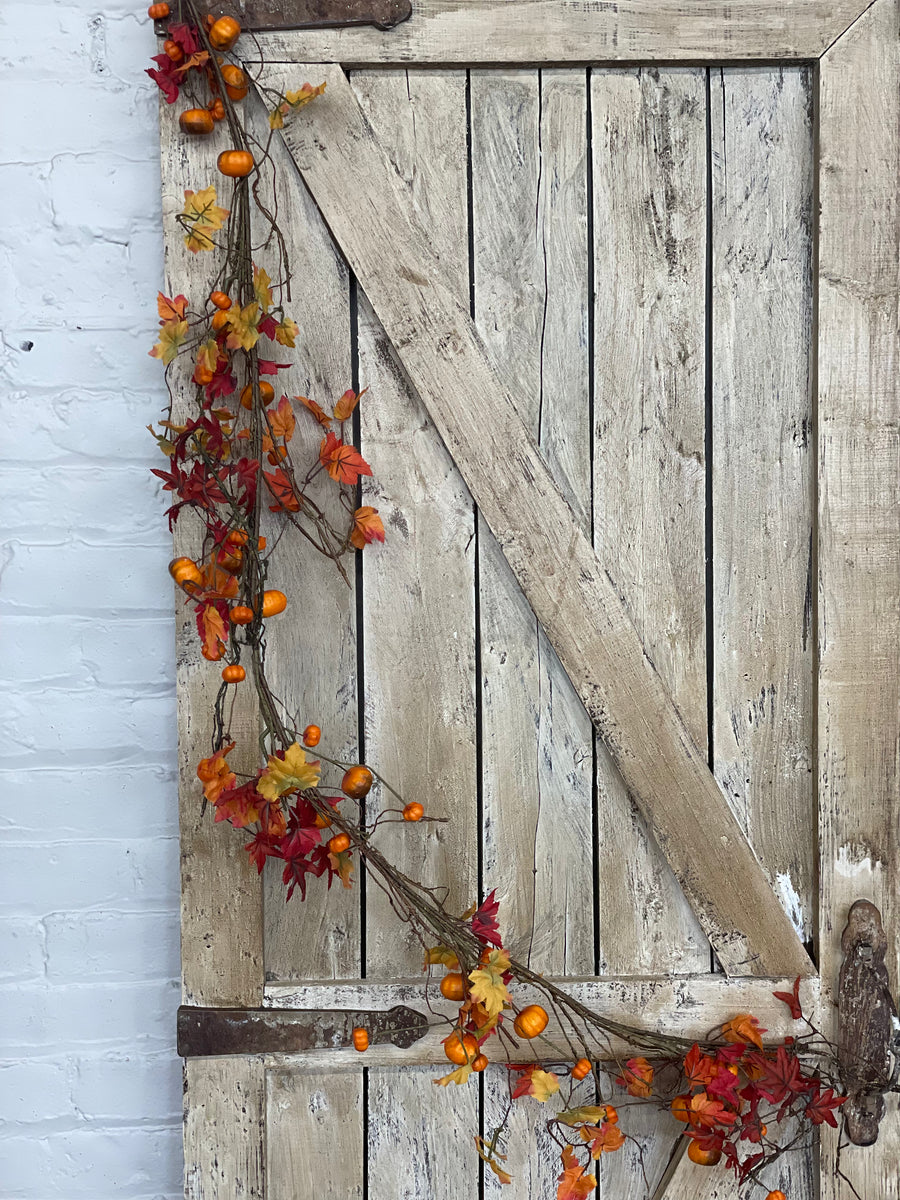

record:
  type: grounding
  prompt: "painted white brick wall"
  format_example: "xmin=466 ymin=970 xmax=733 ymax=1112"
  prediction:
xmin=1 ymin=2 xmax=182 ymax=1196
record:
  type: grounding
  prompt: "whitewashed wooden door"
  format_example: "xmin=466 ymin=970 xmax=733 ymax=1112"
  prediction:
xmin=162 ymin=2 xmax=900 ymax=1198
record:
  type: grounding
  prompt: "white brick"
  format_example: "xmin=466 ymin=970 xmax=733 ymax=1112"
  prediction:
xmin=0 ymin=1127 xmax=183 ymax=1198
xmin=0 ymin=979 xmax=179 ymax=1051
xmin=0 ymin=389 xmax=168 ymax=463
xmin=1 ymin=327 xmax=166 ymax=390
xmin=0 ymin=839 xmax=178 ymax=915
xmin=44 ymin=911 xmax=180 ymax=982
xmin=0 ymin=81 xmax=158 ymax=162
xmin=70 ymin=1050 xmax=181 ymax=1122
xmin=0 ymin=542 xmax=172 ymax=616
xmin=0 ymin=616 xmax=173 ymax=689
xmin=1 ymin=766 xmax=176 ymax=840
xmin=0 ymin=1060 xmax=70 ymax=1124
xmin=0 ymin=918 xmax=46 ymax=982
xmin=0 ymin=164 xmax=54 ymax=242
xmin=0 ymin=466 xmax=168 ymax=539
xmin=49 ymin=153 xmax=162 ymax=238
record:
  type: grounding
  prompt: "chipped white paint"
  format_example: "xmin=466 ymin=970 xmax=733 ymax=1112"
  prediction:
xmin=774 ymin=873 xmax=806 ymax=940
xmin=834 ymin=845 xmax=883 ymax=881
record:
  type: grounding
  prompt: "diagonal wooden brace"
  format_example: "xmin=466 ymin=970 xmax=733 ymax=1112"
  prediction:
xmin=259 ymin=62 xmax=813 ymax=980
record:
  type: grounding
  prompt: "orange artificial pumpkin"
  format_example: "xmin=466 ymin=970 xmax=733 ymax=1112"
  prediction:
xmin=302 ymin=724 xmax=321 ymax=747
xmin=670 ymin=1095 xmax=691 ymax=1122
xmin=208 ymin=98 xmax=226 ymax=122
xmin=210 ymin=309 xmax=230 ymax=331
xmin=328 ymin=832 xmax=351 ymax=855
xmin=439 ymin=973 xmax=465 ymax=1002
xmin=169 ymin=556 xmax=203 ymax=593
xmin=222 ymin=664 xmax=245 ymax=683
xmin=201 ymin=643 xmax=225 ymax=662
xmin=261 ymin=589 xmax=287 ymax=617
xmin=179 ymin=108 xmax=214 ymax=136
xmin=341 ymin=765 xmax=374 ymax=799
xmin=351 ymin=1026 xmax=369 ymax=1052
xmin=209 ymin=16 xmax=241 ymax=50
xmin=225 ymin=528 xmax=248 ymax=545
xmin=443 ymin=1031 xmax=478 ymax=1065
xmin=313 ymin=811 xmax=332 ymax=829
xmin=240 ymin=380 xmax=275 ymax=409
xmin=572 ymin=1058 xmax=592 ymax=1082
xmin=162 ymin=39 xmax=183 ymax=62
xmin=765 ymin=1193 xmax=785 ymax=1200
xmin=229 ymin=604 xmax=254 ymax=625
xmin=210 ymin=290 xmax=232 ymax=310
xmin=513 ymin=1005 xmax=548 ymax=1040
xmin=148 ymin=3 xmax=170 ymax=18
xmin=217 ymin=149 xmax=254 ymax=178
xmin=220 ymin=63 xmax=248 ymax=100
xmin=472 ymin=1054 xmax=489 ymax=1073
xmin=216 ymin=546 xmax=242 ymax=573
xmin=687 ymin=1141 xmax=722 ymax=1167
xmin=403 ymin=802 xmax=424 ymax=822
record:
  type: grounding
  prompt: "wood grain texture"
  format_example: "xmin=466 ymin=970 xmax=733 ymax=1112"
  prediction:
xmin=184 ymin=1059 xmax=265 ymax=1199
xmin=471 ymin=68 xmax=593 ymax=975
xmin=246 ymin=0 xmax=874 ymax=64
xmin=711 ymin=67 xmax=816 ymax=947
xmin=158 ymin=96 xmax=264 ymax=1009
xmin=817 ymin=0 xmax=900 ymax=1195
xmin=591 ymin=67 xmax=710 ymax=978
xmin=243 ymin=96 xmax=362 ymax=985
xmin=267 ymin=1069 xmax=363 ymax=1199
xmin=349 ymin=68 xmax=476 ymax=979
xmin=265 ymin=61 xmax=812 ymax=979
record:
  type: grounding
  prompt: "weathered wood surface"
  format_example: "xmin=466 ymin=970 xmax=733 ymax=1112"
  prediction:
xmin=249 ymin=0 xmax=873 ymax=64
xmin=265 ymin=974 xmax=823 ymax=1067
xmin=351 ymin=68 xmax=477 ymax=979
xmin=184 ymin=1059 xmax=265 ymax=1199
xmin=159 ymin=99 xmax=264 ymax=1010
xmin=591 ymin=67 xmax=709 ymax=979
xmin=267 ymin=1069 xmax=363 ymax=1199
xmin=351 ymin=68 xmax=478 ymax=1200
xmin=264 ymin=60 xmax=812 ymax=979
xmin=711 ymin=66 xmax=816 ymax=947
xmin=817 ymin=0 xmax=900 ymax=1195
xmin=246 ymin=100 xmax=362 ymax=985
xmin=471 ymin=68 xmax=593 ymax=976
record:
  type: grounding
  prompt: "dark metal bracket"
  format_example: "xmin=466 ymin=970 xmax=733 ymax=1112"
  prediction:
xmin=199 ymin=0 xmax=412 ymax=32
xmin=838 ymin=900 xmax=899 ymax=1145
xmin=177 ymin=1003 xmax=429 ymax=1057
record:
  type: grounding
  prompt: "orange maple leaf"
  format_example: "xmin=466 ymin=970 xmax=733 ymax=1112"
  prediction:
xmin=556 ymin=1145 xmax=597 ymax=1200
xmin=616 ymin=1056 xmax=654 ymax=1098
xmin=198 ymin=563 xmax=239 ymax=601
xmin=688 ymin=1091 xmax=739 ymax=1129
xmin=682 ymin=1043 xmax=717 ymax=1089
xmin=319 ymin=431 xmax=373 ymax=486
xmin=197 ymin=602 xmax=228 ymax=659
xmin=157 ymin=292 xmax=188 ymax=322
xmin=350 ymin=506 xmax=385 ymax=550
xmin=579 ymin=1121 xmax=625 ymax=1158
xmin=721 ymin=1014 xmax=766 ymax=1050
xmin=267 ymin=395 xmax=295 ymax=442
xmin=196 ymin=742 xmax=236 ymax=804
xmin=298 ymin=394 xmax=332 ymax=428
xmin=333 ymin=386 xmax=366 ymax=422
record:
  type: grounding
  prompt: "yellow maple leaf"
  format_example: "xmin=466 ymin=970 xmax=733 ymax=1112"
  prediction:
xmin=424 ymin=945 xmax=460 ymax=971
xmin=274 ymin=317 xmax=299 ymax=347
xmin=196 ymin=338 xmax=218 ymax=374
xmin=433 ymin=1063 xmax=473 ymax=1087
xmin=285 ymin=81 xmax=327 ymax=108
xmin=253 ymin=265 xmax=274 ymax=312
xmin=474 ymin=1137 xmax=513 ymax=1185
xmin=257 ymin=742 xmax=321 ymax=801
xmin=149 ymin=318 xmax=188 ymax=365
xmin=529 ymin=1069 xmax=560 ymax=1102
xmin=181 ymin=186 xmax=228 ymax=253
xmin=468 ymin=948 xmax=511 ymax=1018
xmin=556 ymin=1106 xmax=619 ymax=1129
xmin=224 ymin=302 xmax=261 ymax=351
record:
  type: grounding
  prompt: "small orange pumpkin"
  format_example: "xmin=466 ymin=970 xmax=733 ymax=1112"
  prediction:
xmin=240 ymin=380 xmax=275 ymax=409
xmin=169 ymin=556 xmax=203 ymax=593
xmin=208 ymin=98 xmax=226 ymax=122
xmin=341 ymin=765 xmax=374 ymax=799
xmin=439 ymin=973 xmax=465 ymax=1002
xmin=261 ymin=589 xmax=287 ymax=617
xmin=148 ymin=3 xmax=170 ymax=18
xmin=572 ymin=1058 xmax=592 ymax=1082
xmin=513 ymin=1005 xmax=548 ymax=1040
xmin=201 ymin=643 xmax=225 ymax=662
xmin=211 ymin=309 xmax=229 ymax=331
xmin=328 ymin=832 xmax=351 ymax=855
xmin=217 ymin=149 xmax=254 ymax=178
xmin=209 ymin=15 xmax=241 ymax=50
xmin=471 ymin=1054 xmax=489 ymax=1073
xmin=222 ymin=664 xmax=245 ymax=683
xmin=670 ymin=1095 xmax=691 ymax=1122
xmin=162 ymin=39 xmax=183 ymax=62
xmin=210 ymin=290 xmax=232 ymax=310
xmin=765 ymin=1193 xmax=785 ymax=1200
xmin=220 ymin=63 xmax=248 ymax=100
xmin=351 ymin=1026 xmax=369 ymax=1052
xmin=225 ymin=528 xmax=248 ymax=545
xmin=229 ymin=604 xmax=254 ymax=625
xmin=302 ymin=724 xmax=322 ymax=747
xmin=443 ymin=1031 xmax=478 ymax=1066
xmin=687 ymin=1141 xmax=722 ymax=1167
xmin=313 ymin=811 xmax=332 ymax=829
xmin=179 ymin=108 xmax=214 ymax=136
xmin=403 ymin=802 xmax=424 ymax=822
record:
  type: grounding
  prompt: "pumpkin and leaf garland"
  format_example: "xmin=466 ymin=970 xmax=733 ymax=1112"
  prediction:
xmin=146 ymin=5 xmax=849 ymax=1196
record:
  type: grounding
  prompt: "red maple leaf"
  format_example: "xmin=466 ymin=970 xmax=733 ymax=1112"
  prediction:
xmin=749 ymin=1045 xmax=805 ymax=1105
xmin=471 ymin=889 xmax=502 ymax=946
xmin=257 ymin=358 xmax=292 ymax=375
xmin=773 ymin=975 xmax=803 ymax=1020
xmin=264 ymin=466 xmax=301 ymax=513
xmin=805 ymin=1087 xmax=847 ymax=1127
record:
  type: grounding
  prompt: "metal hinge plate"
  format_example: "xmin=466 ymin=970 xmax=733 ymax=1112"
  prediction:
xmin=200 ymin=0 xmax=412 ymax=32
xmin=177 ymin=1003 xmax=429 ymax=1057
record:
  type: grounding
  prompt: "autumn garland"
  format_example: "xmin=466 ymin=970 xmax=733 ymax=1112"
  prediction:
xmin=146 ymin=5 xmax=850 ymax=1196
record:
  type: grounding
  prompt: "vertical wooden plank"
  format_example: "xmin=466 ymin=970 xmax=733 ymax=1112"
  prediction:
xmin=351 ymin=68 xmax=479 ymax=1200
xmin=159 ymin=86 xmax=265 ymax=1015
xmin=590 ymin=66 xmax=709 ymax=1198
xmin=184 ymin=1059 xmax=265 ymax=1199
xmin=267 ymin=1069 xmax=363 ymax=1200
xmin=818 ymin=1 xmax=900 ymax=1197
xmin=711 ymin=66 xmax=816 ymax=948
xmin=591 ymin=67 xmax=709 ymax=974
xmin=245 ymin=94 xmax=361 ymax=984
xmin=470 ymin=67 xmax=593 ymax=1195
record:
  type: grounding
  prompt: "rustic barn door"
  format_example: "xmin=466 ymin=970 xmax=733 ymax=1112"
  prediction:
xmin=160 ymin=2 xmax=899 ymax=1197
